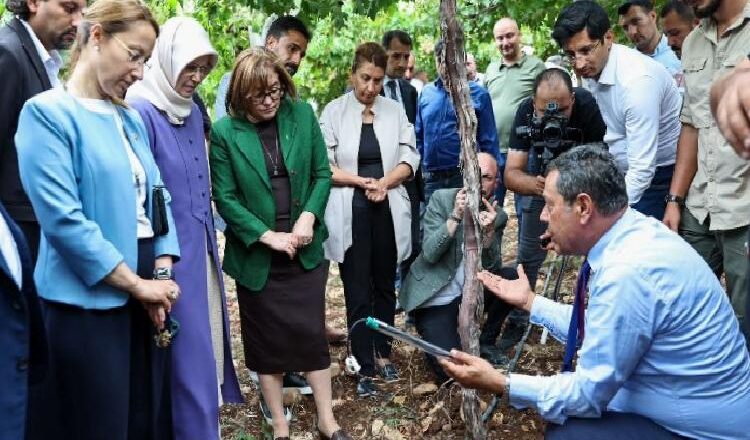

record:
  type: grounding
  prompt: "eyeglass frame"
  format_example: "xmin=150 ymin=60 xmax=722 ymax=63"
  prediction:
xmin=182 ymin=63 xmax=212 ymax=78
xmin=562 ymin=39 xmax=603 ymax=63
xmin=110 ymin=34 xmax=148 ymax=67
xmin=248 ymin=86 xmax=284 ymax=104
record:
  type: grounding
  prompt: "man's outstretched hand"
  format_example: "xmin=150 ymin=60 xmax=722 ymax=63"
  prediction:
xmin=477 ymin=265 xmax=536 ymax=312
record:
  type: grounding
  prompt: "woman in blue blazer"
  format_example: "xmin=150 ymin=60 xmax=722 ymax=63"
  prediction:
xmin=15 ymin=1 xmax=181 ymax=439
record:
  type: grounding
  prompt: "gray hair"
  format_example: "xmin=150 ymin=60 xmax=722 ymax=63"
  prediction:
xmin=547 ymin=144 xmax=628 ymax=216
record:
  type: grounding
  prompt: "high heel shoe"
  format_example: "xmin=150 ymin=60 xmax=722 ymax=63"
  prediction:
xmin=319 ymin=428 xmax=353 ymax=440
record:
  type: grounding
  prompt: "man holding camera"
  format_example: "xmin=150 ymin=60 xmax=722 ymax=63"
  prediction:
xmin=552 ymin=1 xmax=681 ymax=220
xmin=506 ymin=68 xmax=606 ymax=289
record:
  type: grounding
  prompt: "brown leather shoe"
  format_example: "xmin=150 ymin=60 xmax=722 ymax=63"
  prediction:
xmin=325 ymin=325 xmax=348 ymax=345
xmin=320 ymin=429 xmax=353 ymax=440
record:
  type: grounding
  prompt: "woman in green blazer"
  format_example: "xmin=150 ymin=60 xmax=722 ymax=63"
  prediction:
xmin=209 ymin=48 xmax=349 ymax=440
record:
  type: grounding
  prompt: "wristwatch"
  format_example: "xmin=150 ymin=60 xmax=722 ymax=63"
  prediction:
xmin=664 ymin=193 xmax=685 ymax=206
xmin=153 ymin=267 xmax=174 ymax=280
xmin=449 ymin=213 xmax=463 ymax=223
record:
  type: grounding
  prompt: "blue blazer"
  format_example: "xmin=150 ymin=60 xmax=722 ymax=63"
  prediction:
xmin=0 ymin=202 xmax=46 ymax=439
xmin=15 ymin=89 xmax=180 ymax=309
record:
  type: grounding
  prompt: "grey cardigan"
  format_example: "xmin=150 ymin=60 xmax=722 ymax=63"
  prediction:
xmin=320 ymin=92 xmax=420 ymax=263
xmin=399 ymin=188 xmax=507 ymax=312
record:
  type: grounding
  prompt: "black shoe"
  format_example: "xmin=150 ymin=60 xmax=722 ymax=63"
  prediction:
xmin=356 ymin=376 xmax=379 ymax=397
xmin=259 ymin=395 xmax=292 ymax=424
xmin=480 ymin=344 xmax=510 ymax=368
xmin=377 ymin=363 xmax=399 ymax=383
xmin=283 ymin=372 xmax=312 ymax=395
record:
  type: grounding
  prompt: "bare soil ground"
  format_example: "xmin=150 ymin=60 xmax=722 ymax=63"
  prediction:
xmin=218 ymin=196 xmax=582 ymax=439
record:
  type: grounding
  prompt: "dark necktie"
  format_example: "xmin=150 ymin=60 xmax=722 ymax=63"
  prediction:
xmin=387 ymin=80 xmax=399 ymax=103
xmin=562 ymin=259 xmax=591 ymax=372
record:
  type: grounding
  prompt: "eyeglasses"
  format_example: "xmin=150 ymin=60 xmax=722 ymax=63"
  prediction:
xmin=563 ymin=39 xmax=602 ymax=62
xmin=111 ymin=34 xmax=147 ymax=66
xmin=249 ymin=87 xmax=283 ymax=104
xmin=183 ymin=63 xmax=211 ymax=78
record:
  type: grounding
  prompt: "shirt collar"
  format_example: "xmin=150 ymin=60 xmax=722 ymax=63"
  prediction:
xmin=586 ymin=207 xmax=635 ymax=272
xmin=18 ymin=17 xmax=60 ymax=67
xmin=698 ymin=1 xmax=750 ymax=42
xmin=596 ymin=43 xmax=620 ymax=86
xmin=499 ymin=52 xmax=528 ymax=69
xmin=651 ymin=34 xmax=671 ymax=57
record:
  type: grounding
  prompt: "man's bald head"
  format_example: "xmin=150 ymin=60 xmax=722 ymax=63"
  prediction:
xmin=478 ymin=152 xmax=499 ymax=197
xmin=493 ymin=18 xmax=522 ymax=63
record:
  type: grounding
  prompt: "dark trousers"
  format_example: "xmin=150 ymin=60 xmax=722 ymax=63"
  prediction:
xmin=15 ymin=220 xmax=39 ymax=264
xmin=546 ymin=411 xmax=690 ymax=440
xmin=340 ymin=202 xmax=397 ymax=377
xmin=412 ymin=268 xmax=515 ymax=382
xmin=632 ymin=164 xmax=673 ymax=220
xmin=412 ymin=297 xmax=461 ymax=383
xmin=517 ymin=195 xmax=548 ymax=289
xmin=26 ymin=239 xmax=172 ymax=440
xmin=423 ymin=168 xmax=463 ymax=207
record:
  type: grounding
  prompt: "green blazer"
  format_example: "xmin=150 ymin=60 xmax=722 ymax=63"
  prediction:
xmin=209 ymin=98 xmax=332 ymax=291
xmin=399 ymin=188 xmax=507 ymax=312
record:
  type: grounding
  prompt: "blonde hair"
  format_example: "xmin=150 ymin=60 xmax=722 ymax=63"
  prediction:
xmin=227 ymin=47 xmax=297 ymax=118
xmin=69 ymin=0 xmax=159 ymax=105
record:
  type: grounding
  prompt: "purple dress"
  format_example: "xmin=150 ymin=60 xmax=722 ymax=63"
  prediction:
xmin=131 ymin=99 xmax=243 ymax=440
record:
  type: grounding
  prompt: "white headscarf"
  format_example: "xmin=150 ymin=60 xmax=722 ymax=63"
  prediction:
xmin=127 ymin=17 xmax=218 ymax=125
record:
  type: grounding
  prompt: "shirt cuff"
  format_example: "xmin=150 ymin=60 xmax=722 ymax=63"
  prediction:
xmin=530 ymin=295 xmax=560 ymax=325
xmin=508 ymin=373 xmax=544 ymax=409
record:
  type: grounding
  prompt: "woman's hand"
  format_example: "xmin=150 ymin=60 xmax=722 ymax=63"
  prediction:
xmin=260 ymin=230 xmax=300 ymax=259
xmin=145 ymin=304 xmax=166 ymax=330
xmin=364 ymin=178 xmax=388 ymax=203
xmin=292 ymin=212 xmax=316 ymax=246
xmin=131 ymin=278 xmax=179 ymax=311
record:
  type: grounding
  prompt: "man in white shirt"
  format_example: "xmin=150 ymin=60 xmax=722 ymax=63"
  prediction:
xmin=0 ymin=0 xmax=84 ymax=261
xmin=552 ymin=0 xmax=681 ymax=220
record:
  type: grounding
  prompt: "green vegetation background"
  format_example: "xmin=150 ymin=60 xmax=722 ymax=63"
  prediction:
xmin=1 ymin=0 xmax=628 ymax=115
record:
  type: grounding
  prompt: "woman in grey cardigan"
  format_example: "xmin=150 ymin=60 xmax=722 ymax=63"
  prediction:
xmin=320 ymin=42 xmax=420 ymax=397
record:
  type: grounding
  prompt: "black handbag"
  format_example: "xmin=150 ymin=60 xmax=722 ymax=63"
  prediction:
xmin=151 ymin=185 xmax=169 ymax=236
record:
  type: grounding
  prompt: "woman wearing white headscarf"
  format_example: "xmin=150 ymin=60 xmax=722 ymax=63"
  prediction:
xmin=126 ymin=17 xmax=242 ymax=440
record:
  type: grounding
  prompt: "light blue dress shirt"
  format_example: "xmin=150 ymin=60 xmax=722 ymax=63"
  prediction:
xmin=509 ymin=208 xmax=750 ymax=439
xmin=650 ymin=34 xmax=682 ymax=78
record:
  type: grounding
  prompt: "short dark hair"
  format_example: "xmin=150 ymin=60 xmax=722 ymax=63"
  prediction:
xmin=6 ymin=0 xmax=40 ymax=20
xmin=617 ymin=0 xmax=654 ymax=16
xmin=351 ymin=42 xmax=387 ymax=73
xmin=533 ymin=68 xmax=574 ymax=96
xmin=382 ymin=30 xmax=412 ymax=50
xmin=547 ymin=144 xmax=628 ymax=216
xmin=267 ymin=15 xmax=311 ymax=43
xmin=552 ymin=1 xmax=611 ymax=48
xmin=660 ymin=0 xmax=696 ymax=21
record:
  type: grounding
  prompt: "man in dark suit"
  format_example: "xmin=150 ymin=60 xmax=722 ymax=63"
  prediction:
xmin=0 ymin=0 xmax=84 ymax=260
xmin=0 ymin=201 xmax=46 ymax=439
xmin=381 ymin=30 xmax=423 ymax=278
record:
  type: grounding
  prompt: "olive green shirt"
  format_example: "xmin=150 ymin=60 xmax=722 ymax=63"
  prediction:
xmin=680 ymin=1 xmax=750 ymax=230
xmin=485 ymin=53 xmax=546 ymax=153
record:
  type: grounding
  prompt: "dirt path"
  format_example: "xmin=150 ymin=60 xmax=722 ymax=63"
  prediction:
xmin=218 ymin=197 xmax=580 ymax=439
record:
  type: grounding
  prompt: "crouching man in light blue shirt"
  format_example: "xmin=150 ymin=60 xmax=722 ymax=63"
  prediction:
xmin=440 ymin=145 xmax=750 ymax=440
